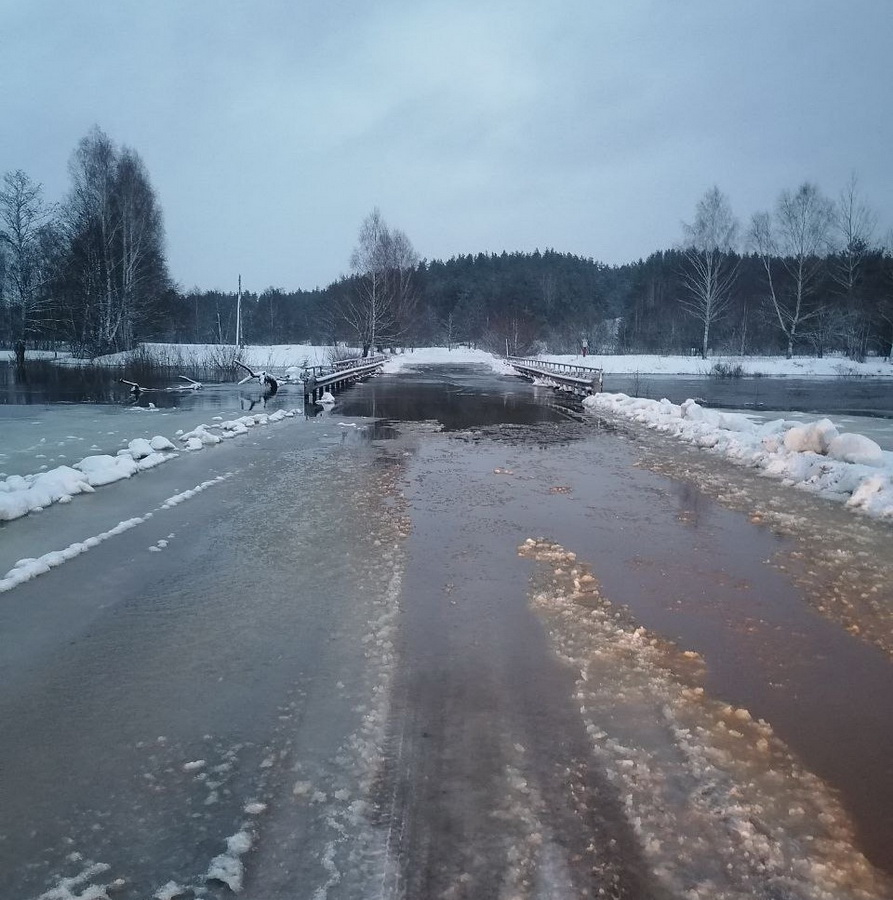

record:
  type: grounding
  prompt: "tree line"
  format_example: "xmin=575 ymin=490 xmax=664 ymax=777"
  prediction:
xmin=1 ymin=126 xmax=171 ymax=357
xmin=2 ymin=128 xmax=891 ymax=360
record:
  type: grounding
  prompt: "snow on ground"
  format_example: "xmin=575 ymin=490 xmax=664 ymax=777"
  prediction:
xmin=381 ymin=346 xmax=515 ymax=373
xmin=4 ymin=343 xmax=891 ymax=592
xmin=0 ymin=410 xmax=297 ymax=524
xmin=0 ymin=344 xmax=348 ymax=369
xmin=0 ymin=348 xmax=72 ymax=362
xmin=134 ymin=343 xmax=340 ymax=369
xmin=6 ymin=342 xmax=890 ymax=377
xmin=0 ymin=474 xmax=235 ymax=594
xmin=584 ymin=392 xmax=893 ymax=520
xmin=541 ymin=352 xmax=893 ymax=377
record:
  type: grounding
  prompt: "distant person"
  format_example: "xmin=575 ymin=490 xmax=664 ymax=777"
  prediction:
xmin=14 ymin=339 xmax=26 ymax=369
xmin=581 ymin=337 xmax=588 ymax=358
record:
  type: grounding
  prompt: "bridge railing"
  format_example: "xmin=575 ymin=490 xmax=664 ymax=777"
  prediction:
xmin=505 ymin=356 xmax=604 ymax=394
xmin=300 ymin=355 xmax=387 ymax=400
xmin=298 ymin=355 xmax=387 ymax=381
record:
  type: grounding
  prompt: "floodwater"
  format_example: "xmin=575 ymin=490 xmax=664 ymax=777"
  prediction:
xmin=336 ymin=362 xmax=583 ymax=428
xmin=0 ymin=359 xmax=293 ymax=410
xmin=349 ymin=368 xmax=893 ymax=894
xmin=4 ymin=359 xmax=893 ymax=419
xmin=606 ymin=372 xmax=893 ymax=418
xmin=1 ymin=363 xmax=892 ymax=898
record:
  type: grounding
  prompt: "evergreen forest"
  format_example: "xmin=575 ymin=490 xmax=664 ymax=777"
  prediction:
xmin=3 ymin=128 xmax=892 ymax=361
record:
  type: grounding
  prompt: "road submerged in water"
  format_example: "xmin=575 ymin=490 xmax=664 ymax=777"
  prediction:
xmin=1 ymin=364 xmax=892 ymax=900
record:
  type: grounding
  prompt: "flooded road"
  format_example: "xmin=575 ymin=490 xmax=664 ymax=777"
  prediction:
xmin=605 ymin=372 xmax=893 ymax=420
xmin=1 ymin=365 xmax=892 ymax=898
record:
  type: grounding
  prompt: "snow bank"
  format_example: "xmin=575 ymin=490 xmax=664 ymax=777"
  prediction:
xmin=75 ymin=342 xmax=893 ymax=377
xmin=382 ymin=347 xmax=514 ymax=374
xmin=178 ymin=425 xmax=222 ymax=448
xmin=88 ymin=342 xmax=347 ymax=369
xmin=1 ymin=405 xmax=298 ymax=524
xmin=0 ymin=466 xmax=94 ymax=522
xmin=216 ymin=409 xmax=292 ymax=437
xmin=584 ymin=392 xmax=893 ymax=519
xmin=542 ymin=351 xmax=893 ymax=377
xmin=0 ymin=516 xmax=146 ymax=592
xmin=74 ymin=454 xmax=140 ymax=485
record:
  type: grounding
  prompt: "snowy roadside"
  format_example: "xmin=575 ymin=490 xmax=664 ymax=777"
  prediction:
xmin=0 ymin=408 xmax=300 ymax=524
xmin=584 ymin=392 xmax=893 ymax=519
xmin=542 ymin=351 xmax=893 ymax=377
xmin=5 ymin=344 xmax=892 ymax=377
xmin=380 ymin=346 xmax=515 ymax=374
xmin=0 ymin=343 xmax=346 ymax=369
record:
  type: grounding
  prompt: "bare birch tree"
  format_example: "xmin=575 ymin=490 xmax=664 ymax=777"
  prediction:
xmin=60 ymin=127 xmax=168 ymax=354
xmin=0 ymin=169 xmax=57 ymax=340
xmin=832 ymin=174 xmax=877 ymax=360
xmin=113 ymin=147 xmax=167 ymax=348
xmin=680 ymin=186 xmax=739 ymax=359
xmin=65 ymin=127 xmax=118 ymax=352
xmin=339 ymin=208 xmax=418 ymax=355
xmin=749 ymin=182 xmax=834 ymax=358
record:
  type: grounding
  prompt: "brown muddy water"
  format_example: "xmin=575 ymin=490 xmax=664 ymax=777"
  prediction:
xmin=342 ymin=366 xmax=893 ymax=895
xmin=3 ymin=362 xmax=892 ymax=897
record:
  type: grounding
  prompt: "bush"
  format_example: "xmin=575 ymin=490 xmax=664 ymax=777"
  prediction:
xmin=709 ymin=361 xmax=745 ymax=379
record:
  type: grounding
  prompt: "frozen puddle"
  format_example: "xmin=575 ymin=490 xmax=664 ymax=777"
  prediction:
xmin=519 ymin=537 xmax=893 ymax=900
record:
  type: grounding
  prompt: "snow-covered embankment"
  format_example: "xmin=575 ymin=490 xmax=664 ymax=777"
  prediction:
xmin=0 ymin=409 xmax=297 ymax=524
xmin=583 ymin=393 xmax=893 ymax=519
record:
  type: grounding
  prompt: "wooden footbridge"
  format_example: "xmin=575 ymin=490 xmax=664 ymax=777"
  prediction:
xmin=506 ymin=357 xmax=604 ymax=396
xmin=301 ymin=355 xmax=386 ymax=402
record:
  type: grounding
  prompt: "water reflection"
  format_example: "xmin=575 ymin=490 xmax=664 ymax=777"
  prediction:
xmin=2 ymin=359 xmax=126 ymax=404
xmin=335 ymin=365 xmax=580 ymax=430
xmin=338 ymin=421 xmax=400 ymax=445
xmin=0 ymin=361 xmax=301 ymax=413
xmin=4 ymin=360 xmax=892 ymax=424
xmin=609 ymin=373 xmax=893 ymax=418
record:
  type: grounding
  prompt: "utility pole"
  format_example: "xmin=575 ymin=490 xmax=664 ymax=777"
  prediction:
xmin=236 ymin=274 xmax=242 ymax=347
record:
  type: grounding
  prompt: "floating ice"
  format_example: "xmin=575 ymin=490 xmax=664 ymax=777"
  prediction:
xmin=179 ymin=425 xmax=222 ymax=447
xmin=206 ymin=827 xmax=254 ymax=892
xmin=521 ymin=536 xmax=892 ymax=899
xmin=828 ymin=433 xmax=885 ymax=467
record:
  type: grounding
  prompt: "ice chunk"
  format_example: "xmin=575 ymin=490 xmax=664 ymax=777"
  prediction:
xmin=0 ymin=465 xmax=94 ymax=522
xmin=150 ymin=435 xmax=177 ymax=452
xmin=126 ymin=437 xmax=155 ymax=460
xmin=206 ymin=827 xmax=253 ymax=892
xmin=74 ymin=454 xmax=139 ymax=486
xmin=827 ymin=433 xmax=884 ymax=467
xmin=179 ymin=425 xmax=222 ymax=446
xmin=783 ymin=418 xmax=838 ymax=454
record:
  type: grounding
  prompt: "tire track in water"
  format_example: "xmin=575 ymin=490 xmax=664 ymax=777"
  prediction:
xmin=371 ymin=437 xmax=671 ymax=898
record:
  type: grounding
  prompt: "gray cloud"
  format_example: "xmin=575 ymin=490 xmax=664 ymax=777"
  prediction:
xmin=3 ymin=0 xmax=890 ymax=291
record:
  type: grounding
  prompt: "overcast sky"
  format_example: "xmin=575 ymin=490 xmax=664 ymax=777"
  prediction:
xmin=3 ymin=1 xmax=891 ymax=292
